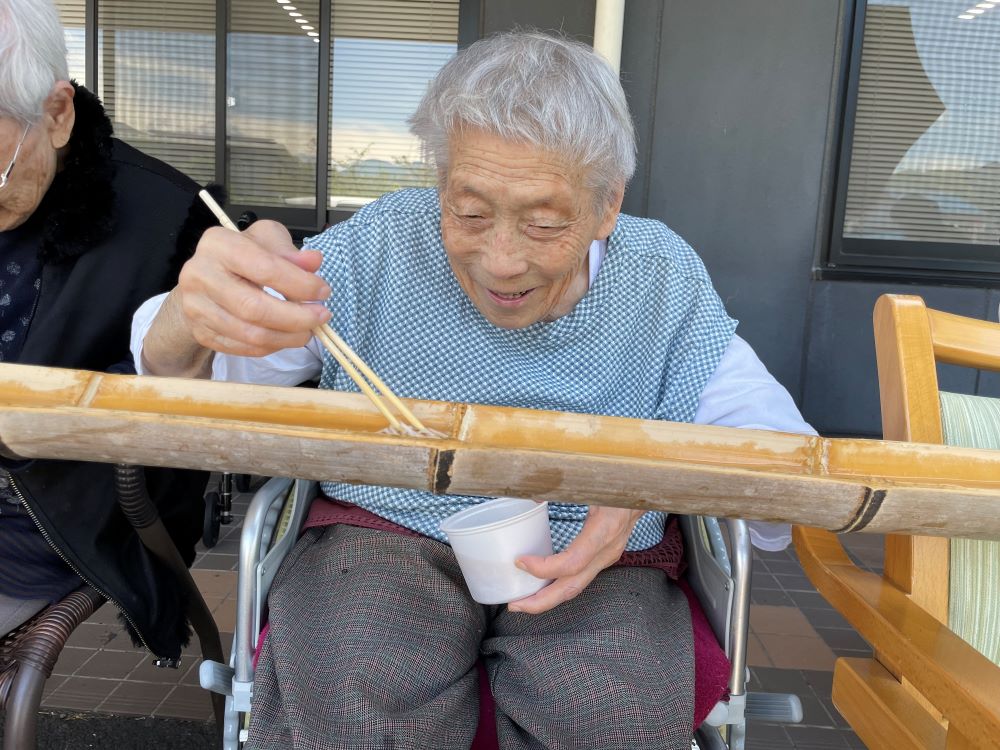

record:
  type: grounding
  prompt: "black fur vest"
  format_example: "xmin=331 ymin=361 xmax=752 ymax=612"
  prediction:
xmin=35 ymin=83 xmax=117 ymax=264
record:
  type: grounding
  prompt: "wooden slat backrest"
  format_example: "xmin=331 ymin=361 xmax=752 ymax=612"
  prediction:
xmin=874 ymin=296 xmax=949 ymax=623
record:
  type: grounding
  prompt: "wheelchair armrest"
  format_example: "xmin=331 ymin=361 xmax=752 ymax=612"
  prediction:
xmin=681 ymin=516 xmax=752 ymax=700
xmin=680 ymin=516 xmax=734 ymax=654
xmin=252 ymin=480 xmax=320 ymax=637
xmin=235 ymin=477 xmax=296 ymax=685
xmin=723 ymin=518 xmax=752 ymax=700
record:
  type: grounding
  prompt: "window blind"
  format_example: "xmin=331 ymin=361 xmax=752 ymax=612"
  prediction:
xmin=843 ymin=1 xmax=1000 ymax=247
xmin=54 ymin=0 xmax=86 ymax=84
xmin=327 ymin=0 xmax=458 ymax=206
xmin=228 ymin=0 xmax=320 ymax=208
xmin=331 ymin=0 xmax=459 ymax=43
xmin=97 ymin=0 xmax=216 ymax=186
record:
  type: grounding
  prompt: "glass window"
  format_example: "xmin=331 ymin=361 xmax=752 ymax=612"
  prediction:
xmin=832 ymin=0 xmax=1000 ymax=274
xmin=55 ymin=0 xmax=87 ymax=84
xmin=228 ymin=0 xmax=321 ymax=208
xmin=328 ymin=1 xmax=459 ymax=208
xmin=97 ymin=0 xmax=216 ymax=186
xmin=81 ymin=0 xmax=460 ymax=228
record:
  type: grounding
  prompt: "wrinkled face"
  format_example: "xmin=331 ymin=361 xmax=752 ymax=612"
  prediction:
xmin=0 ymin=118 xmax=57 ymax=231
xmin=0 ymin=83 xmax=75 ymax=232
xmin=439 ymin=129 xmax=622 ymax=329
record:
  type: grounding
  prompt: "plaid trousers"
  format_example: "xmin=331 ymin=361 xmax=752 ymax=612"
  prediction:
xmin=246 ymin=525 xmax=694 ymax=750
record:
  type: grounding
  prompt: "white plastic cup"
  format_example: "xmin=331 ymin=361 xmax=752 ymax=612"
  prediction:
xmin=440 ymin=497 xmax=553 ymax=605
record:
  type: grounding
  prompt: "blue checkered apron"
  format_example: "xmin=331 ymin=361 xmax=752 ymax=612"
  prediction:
xmin=308 ymin=188 xmax=736 ymax=552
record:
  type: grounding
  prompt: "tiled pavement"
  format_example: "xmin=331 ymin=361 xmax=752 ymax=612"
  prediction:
xmin=34 ymin=483 xmax=884 ymax=749
xmin=745 ymin=531 xmax=883 ymax=749
xmin=37 ymin=486 xmax=251 ymax=728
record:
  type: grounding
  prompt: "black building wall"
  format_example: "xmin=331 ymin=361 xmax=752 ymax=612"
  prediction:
xmin=483 ymin=0 xmax=1000 ymax=437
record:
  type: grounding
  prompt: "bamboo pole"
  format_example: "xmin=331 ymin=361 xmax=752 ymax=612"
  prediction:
xmin=1 ymin=362 xmax=998 ymax=539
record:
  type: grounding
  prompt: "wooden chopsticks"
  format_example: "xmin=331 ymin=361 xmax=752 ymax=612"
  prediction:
xmin=197 ymin=190 xmax=432 ymax=436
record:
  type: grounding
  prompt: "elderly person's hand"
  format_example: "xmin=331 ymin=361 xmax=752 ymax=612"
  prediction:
xmin=508 ymin=505 xmax=645 ymax=614
xmin=142 ymin=220 xmax=331 ymax=377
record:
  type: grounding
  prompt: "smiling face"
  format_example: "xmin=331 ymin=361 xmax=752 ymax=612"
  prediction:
xmin=439 ymin=129 xmax=623 ymax=329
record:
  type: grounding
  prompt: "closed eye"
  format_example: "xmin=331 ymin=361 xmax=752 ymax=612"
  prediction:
xmin=527 ymin=224 xmax=565 ymax=237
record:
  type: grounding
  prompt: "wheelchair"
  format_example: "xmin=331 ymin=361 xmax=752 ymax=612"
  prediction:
xmin=202 ymin=472 xmax=257 ymax=549
xmin=200 ymin=478 xmax=803 ymax=749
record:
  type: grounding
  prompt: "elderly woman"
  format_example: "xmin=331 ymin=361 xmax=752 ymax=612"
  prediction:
xmin=0 ymin=0 xmax=209 ymax=656
xmin=134 ymin=31 xmax=812 ymax=749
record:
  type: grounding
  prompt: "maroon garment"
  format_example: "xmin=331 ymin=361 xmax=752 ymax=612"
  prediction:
xmin=304 ymin=496 xmax=687 ymax=578
xmin=300 ymin=496 xmax=729 ymax=729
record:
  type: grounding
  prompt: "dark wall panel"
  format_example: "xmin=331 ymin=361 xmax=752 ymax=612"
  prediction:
xmin=977 ymin=289 xmax=1000 ymax=398
xmin=801 ymin=281 xmax=992 ymax=436
xmin=640 ymin=0 xmax=844 ymax=404
xmin=620 ymin=0 xmax=664 ymax=219
xmin=481 ymin=0 xmax=594 ymax=39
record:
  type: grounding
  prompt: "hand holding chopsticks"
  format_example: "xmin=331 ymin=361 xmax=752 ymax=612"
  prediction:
xmin=197 ymin=190 xmax=434 ymax=437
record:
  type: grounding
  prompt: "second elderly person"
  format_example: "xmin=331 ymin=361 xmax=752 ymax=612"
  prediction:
xmin=134 ymin=31 xmax=814 ymax=750
xmin=0 ymin=0 xmax=210 ymax=658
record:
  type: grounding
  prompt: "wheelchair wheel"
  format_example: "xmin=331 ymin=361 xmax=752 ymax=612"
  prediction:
xmin=203 ymin=490 xmax=222 ymax=548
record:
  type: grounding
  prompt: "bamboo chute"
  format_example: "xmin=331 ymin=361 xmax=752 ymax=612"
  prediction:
xmin=1 ymin=361 xmax=999 ymax=539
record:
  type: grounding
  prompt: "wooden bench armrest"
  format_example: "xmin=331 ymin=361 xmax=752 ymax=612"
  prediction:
xmin=833 ymin=657 xmax=945 ymax=750
xmin=793 ymin=525 xmax=1000 ymax=746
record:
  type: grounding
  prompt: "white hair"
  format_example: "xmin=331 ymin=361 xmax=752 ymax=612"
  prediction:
xmin=0 ymin=0 xmax=69 ymax=124
xmin=409 ymin=30 xmax=636 ymax=208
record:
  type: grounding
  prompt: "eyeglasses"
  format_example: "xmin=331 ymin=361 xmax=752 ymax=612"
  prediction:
xmin=0 ymin=123 xmax=31 ymax=190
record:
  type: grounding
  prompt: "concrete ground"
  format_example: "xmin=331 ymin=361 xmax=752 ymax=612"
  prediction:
xmin=0 ymin=712 xmax=214 ymax=750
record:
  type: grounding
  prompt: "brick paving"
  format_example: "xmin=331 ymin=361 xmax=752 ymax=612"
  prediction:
xmin=37 ymin=488 xmax=249 ymax=730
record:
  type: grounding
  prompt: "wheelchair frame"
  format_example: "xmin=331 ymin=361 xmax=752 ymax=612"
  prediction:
xmin=201 ymin=478 xmax=802 ymax=749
